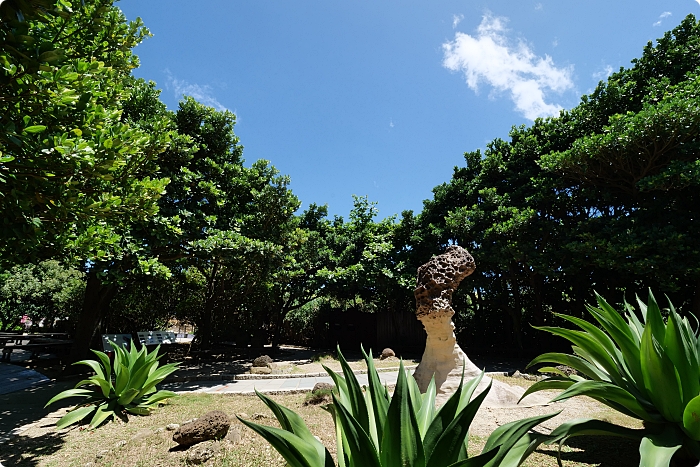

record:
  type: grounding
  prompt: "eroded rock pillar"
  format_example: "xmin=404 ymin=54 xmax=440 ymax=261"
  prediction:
xmin=412 ymin=246 xmax=480 ymax=392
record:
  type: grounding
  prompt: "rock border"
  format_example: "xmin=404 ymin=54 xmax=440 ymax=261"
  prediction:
xmin=163 ymin=364 xmax=420 ymax=383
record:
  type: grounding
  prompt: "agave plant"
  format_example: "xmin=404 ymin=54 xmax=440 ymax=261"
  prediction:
xmin=46 ymin=341 xmax=179 ymax=429
xmin=522 ymin=290 xmax=700 ymax=466
xmin=240 ymin=346 xmax=557 ymax=467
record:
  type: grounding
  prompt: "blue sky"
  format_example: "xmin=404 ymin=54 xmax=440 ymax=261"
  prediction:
xmin=118 ymin=0 xmax=699 ymax=220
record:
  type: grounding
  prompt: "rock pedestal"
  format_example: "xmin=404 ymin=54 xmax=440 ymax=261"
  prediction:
xmin=412 ymin=246 xmax=480 ymax=393
xmin=412 ymin=246 xmax=547 ymax=407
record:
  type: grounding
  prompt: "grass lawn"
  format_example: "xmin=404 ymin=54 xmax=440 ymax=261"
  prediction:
xmin=0 ymin=376 xmax=642 ymax=467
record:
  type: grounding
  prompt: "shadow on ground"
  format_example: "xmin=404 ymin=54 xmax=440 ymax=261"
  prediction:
xmin=536 ymin=435 xmax=639 ymax=467
xmin=0 ymin=430 xmax=67 ymax=466
xmin=0 ymin=379 xmax=76 ymax=438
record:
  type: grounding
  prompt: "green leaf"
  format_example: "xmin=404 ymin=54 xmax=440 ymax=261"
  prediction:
xmin=125 ymin=406 xmax=150 ymax=415
xmin=74 ymin=359 xmax=106 ymax=380
xmin=489 ymin=433 xmax=550 ymax=467
xmin=362 ymin=346 xmax=389 ymax=447
xmin=336 ymin=346 xmax=370 ymax=434
xmin=446 ymin=447 xmax=498 ymax=467
xmin=140 ymin=390 xmax=177 ymax=406
xmin=56 ymin=405 xmax=96 ymax=429
xmin=89 ymin=402 xmax=116 ymax=428
xmin=639 ymin=431 xmax=683 ymax=467
xmin=518 ymin=378 xmax=575 ymax=403
xmin=416 ymin=376 xmax=437 ymax=438
xmin=238 ymin=417 xmax=327 ymax=467
xmin=426 ymin=381 xmax=490 ymax=467
xmin=23 ymin=125 xmax=47 ymax=133
xmin=255 ymin=390 xmax=332 ymax=465
xmin=483 ymin=411 xmax=559 ymax=465
xmin=424 ymin=372 xmax=467 ymax=461
xmin=640 ymin=322 xmax=683 ymax=422
xmin=381 ymin=359 xmax=425 ymax=467
xmin=45 ymin=388 xmax=95 ymax=407
xmin=114 ymin=362 xmax=130 ymax=396
xmin=665 ymin=305 xmax=699 ymax=406
xmin=331 ymin=394 xmax=382 ymax=467
xmin=117 ymin=388 xmax=140 ymax=406
xmin=547 ymin=418 xmax=645 ymax=443
xmin=683 ymin=395 xmax=700 ymax=441
xmin=550 ymin=380 xmax=654 ymax=421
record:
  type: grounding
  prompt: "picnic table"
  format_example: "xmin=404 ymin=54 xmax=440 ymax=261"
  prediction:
xmin=1 ymin=333 xmax=73 ymax=362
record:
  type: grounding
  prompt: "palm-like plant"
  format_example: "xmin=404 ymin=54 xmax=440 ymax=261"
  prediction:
xmin=523 ymin=290 xmax=700 ymax=466
xmin=240 ymin=346 xmax=557 ymax=467
xmin=46 ymin=341 xmax=179 ymax=429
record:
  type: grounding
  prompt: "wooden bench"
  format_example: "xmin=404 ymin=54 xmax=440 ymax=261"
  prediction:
xmin=137 ymin=331 xmax=177 ymax=346
xmin=101 ymin=334 xmax=134 ymax=352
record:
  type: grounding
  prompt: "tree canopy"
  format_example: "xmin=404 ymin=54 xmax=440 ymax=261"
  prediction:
xmin=2 ymin=2 xmax=700 ymax=357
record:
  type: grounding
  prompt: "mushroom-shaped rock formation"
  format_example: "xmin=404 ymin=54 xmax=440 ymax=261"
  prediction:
xmin=412 ymin=246 xmax=482 ymax=396
xmin=412 ymin=246 xmax=547 ymax=407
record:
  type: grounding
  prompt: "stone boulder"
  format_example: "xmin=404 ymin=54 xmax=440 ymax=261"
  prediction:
xmin=173 ymin=411 xmax=231 ymax=447
xmin=252 ymin=355 xmax=273 ymax=367
xmin=312 ymin=382 xmax=334 ymax=392
xmin=379 ymin=348 xmax=395 ymax=360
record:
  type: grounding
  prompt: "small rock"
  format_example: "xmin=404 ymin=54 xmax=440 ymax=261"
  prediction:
xmin=182 ymin=418 xmax=197 ymax=425
xmin=185 ymin=441 xmax=219 ymax=464
xmin=155 ymin=427 xmax=165 ymax=433
xmin=252 ymin=355 xmax=273 ymax=367
xmin=166 ymin=423 xmax=180 ymax=431
xmin=84 ymin=463 xmax=95 ymax=467
xmin=251 ymin=413 xmax=269 ymax=420
xmin=511 ymin=370 xmax=522 ymax=378
xmin=96 ymin=450 xmax=109 ymax=459
xmin=225 ymin=426 xmax=241 ymax=444
xmin=115 ymin=440 xmax=127 ymax=448
xmin=173 ymin=411 xmax=231 ymax=447
xmin=236 ymin=413 xmax=249 ymax=419
xmin=379 ymin=348 xmax=395 ymax=360
xmin=555 ymin=365 xmax=578 ymax=376
xmin=249 ymin=366 xmax=272 ymax=374
xmin=312 ymin=382 xmax=334 ymax=392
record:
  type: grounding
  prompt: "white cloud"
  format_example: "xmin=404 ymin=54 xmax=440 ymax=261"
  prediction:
xmin=442 ymin=14 xmax=574 ymax=120
xmin=653 ymin=11 xmax=672 ymax=26
xmin=592 ymin=65 xmax=614 ymax=81
xmin=453 ymin=14 xmax=464 ymax=28
xmin=164 ymin=69 xmax=228 ymax=112
xmin=535 ymin=3 xmax=543 ymax=10
xmin=552 ymin=38 xmax=558 ymax=47
xmin=696 ymin=0 xmax=700 ymax=6
xmin=389 ymin=118 xmax=394 ymax=128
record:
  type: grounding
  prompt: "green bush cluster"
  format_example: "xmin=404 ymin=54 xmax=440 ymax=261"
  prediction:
xmin=524 ymin=291 xmax=700 ymax=466
xmin=240 ymin=347 xmax=559 ymax=467
xmin=46 ymin=341 xmax=179 ymax=429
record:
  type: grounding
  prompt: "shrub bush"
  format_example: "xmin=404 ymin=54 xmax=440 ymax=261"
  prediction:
xmin=524 ymin=290 xmax=700 ymax=466
xmin=46 ymin=341 xmax=179 ymax=429
xmin=240 ymin=346 xmax=558 ymax=467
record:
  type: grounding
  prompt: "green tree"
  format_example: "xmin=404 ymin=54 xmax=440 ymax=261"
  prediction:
xmin=0 ymin=0 xmax=172 ymax=265
xmin=408 ymin=14 xmax=700 ymax=353
xmin=0 ymin=260 xmax=84 ymax=331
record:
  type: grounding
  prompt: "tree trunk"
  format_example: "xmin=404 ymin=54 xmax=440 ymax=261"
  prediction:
xmin=67 ymin=271 xmax=116 ymax=366
xmin=195 ymin=263 xmax=220 ymax=350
